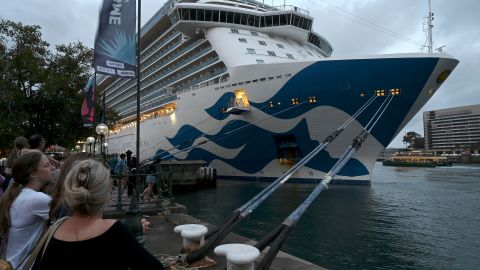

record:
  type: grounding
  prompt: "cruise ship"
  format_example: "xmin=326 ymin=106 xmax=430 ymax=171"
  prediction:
xmin=98 ymin=0 xmax=458 ymax=185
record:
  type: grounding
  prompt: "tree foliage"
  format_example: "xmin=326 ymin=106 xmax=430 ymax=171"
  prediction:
xmin=0 ymin=20 xmax=118 ymax=153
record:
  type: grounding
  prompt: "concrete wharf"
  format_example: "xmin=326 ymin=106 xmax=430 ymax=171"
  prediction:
xmin=104 ymin=198 xmax=325 ymax=270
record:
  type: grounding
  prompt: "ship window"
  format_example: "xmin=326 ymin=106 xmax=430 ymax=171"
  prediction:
xmin=231 ymin=28 xmax=239 ymax=34
xmin=238 ymin=82 xmax=244 ymax=85
xmin=260 ymin=16 xmax=266 ymax=28
xmin=265 ymin=15 xmax=273 ymax=27
xmin=276 ymin=75 xmax=282 ymax=79
xmin=308 ymin=51 xmax=313 ymax=56
xmin=273 ymin=15 xmax=280 ymax=26
xmin=212 ymin=10 xmax=219 ymax=22
xmin=240 ymin=13 xmax=248 ymax=25
xmin=189 ymin=9 xmax=197 ymax=20
xmin=260 ymin=77 xmax=267 ymax=81
xmin=205 ymin=10 xmax=213 ymax=21
xmin=245 ymin=81 xmax=251 ymax=84
xmin=268 ymin=51 xmax=276 ymax=56
xmin=280 ymin=14 xmax=288 ymax=25
xmin=268 ymin=77 xmax=274 ymax=80
xmin=277 ymin=44 xmax=285 ymax=49
xmin=221 ymin=11 xmax=227 ymax=22
xmin=253 ymin=16 xmax=259 ymax=27
xmin=181 ymin=9 xmax=189 ymax=20
xmin=259 ymin=40 xmax=267 ymax=46
xmin=239 ymin=38 xmax=247 ymax=43
xmin=251 ymin=31 xmax=259 ymax=36
xmin=247 ymin=48 xmax=255 ymax=54
xmin=286 ymin=53 xmax=295 ymax=59
xmin=234 ymin=12 xmax=241 ymax=24
xmin=247 ymin=15 xmax=255 ymax=26
xmin=252 ymin=79 xmax=259 ymax=82
xmin=256 ymin=59 xmax=264 ymax=64
xmin=197 ymin=9 xmax=205 ymax=21
xmin=227 ymin=12 xmax=234 ymax=23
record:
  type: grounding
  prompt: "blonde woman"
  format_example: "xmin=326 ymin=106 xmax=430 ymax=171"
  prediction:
xmin=0 ymin=150 xmax=54 ymax=269
xmin=34 ymin=159 xmax=164 ymax=269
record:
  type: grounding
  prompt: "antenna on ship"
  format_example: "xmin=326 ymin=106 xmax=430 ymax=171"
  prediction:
xmin=426 ymin=0 xmax=434 ymax=53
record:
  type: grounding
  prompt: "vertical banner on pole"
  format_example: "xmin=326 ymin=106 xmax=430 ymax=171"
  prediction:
xmin=81 ymin=76 xmax=95 ymax=127
xmin=94 ymin=0 xmax=136 ymax=77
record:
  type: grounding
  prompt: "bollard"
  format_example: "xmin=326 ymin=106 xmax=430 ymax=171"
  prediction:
xmin=214 ymin=244 xmax=260 ymax=270
xmin=174 ymin=224 xmax=208 ymax=253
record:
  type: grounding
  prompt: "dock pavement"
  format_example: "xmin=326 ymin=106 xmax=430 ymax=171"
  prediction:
xmin=105 ymin=197 xmax=325 ymax=270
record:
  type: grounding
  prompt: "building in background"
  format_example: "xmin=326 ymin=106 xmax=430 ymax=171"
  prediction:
xmin=424 ymin=104 xmax=480 ymax=154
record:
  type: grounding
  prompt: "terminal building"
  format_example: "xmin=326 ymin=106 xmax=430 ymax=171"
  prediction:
xmin=423 ymin=104 xmax=480 ymax=154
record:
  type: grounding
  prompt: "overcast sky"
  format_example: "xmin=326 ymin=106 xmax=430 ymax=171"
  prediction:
xmin=1 ymin=0 xmax=478 ymax=148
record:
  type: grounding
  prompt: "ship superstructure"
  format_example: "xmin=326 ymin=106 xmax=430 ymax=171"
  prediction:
xmin=98 ymin=0 xmax=458 ymax=184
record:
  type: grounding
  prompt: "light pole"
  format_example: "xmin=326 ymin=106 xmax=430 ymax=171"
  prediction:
xmin=96 ymin=123 xmax=109 ymax=163
xmin=86 ymin=137 xmax=95 ymax=153
xmin=103 ymin=142 xmax=109 ymax=156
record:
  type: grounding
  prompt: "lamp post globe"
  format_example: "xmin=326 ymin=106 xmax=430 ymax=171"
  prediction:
xmin=86 ymin=136 xmax=95 ymax=153
xmin=96 ymin=123 xmax=108 ymax=135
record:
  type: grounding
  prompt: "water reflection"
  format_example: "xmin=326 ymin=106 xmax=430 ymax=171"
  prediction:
xmin=174 ymin=163 xmax=480 ymax=270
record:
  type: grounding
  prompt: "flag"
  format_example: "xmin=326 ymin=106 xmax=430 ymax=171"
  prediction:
xmin=81 ymin=76 xmax=95 ymax=127
xmin=94 ymin=0 xmax=136 ymax=77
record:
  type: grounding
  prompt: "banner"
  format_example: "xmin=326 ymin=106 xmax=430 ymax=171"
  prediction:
xmin=81 ymin=76 xmax=95 ymax=127
xmin=94 ymin=0 xmax=136 ymax=77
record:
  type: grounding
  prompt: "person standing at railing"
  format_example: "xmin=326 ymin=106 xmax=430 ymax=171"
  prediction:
xmin=32 ymin=159 xmax=164 ymax=269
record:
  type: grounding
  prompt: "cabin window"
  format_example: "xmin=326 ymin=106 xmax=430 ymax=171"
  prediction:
xmin=259 ymin=40 xmax=267 ymax=46
xmin=256 ymin=59 xmax=264 ymax=64
xmin=231 ymin=28 xmax=239 ymax=34
xmin=286 ymin=53 xmax=295 ymax=59
xmin=265 ymin=16 xmax=273 ymax=27
xmin=277 ymin=44 xmax=285 ymax=49
xmin=251 ymin=31 xmax=259 ymax=36
xmin=267 ymin=51 xmax=276 ymax=56
xmin=247 ymin=48 xmax=255 ymax=54
xmin=239 ymin=38 xmax=247 ymax=43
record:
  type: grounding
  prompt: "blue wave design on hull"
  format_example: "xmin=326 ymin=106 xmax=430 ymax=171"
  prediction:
xmin=157 ymin=119 xmax=368 ymax=176
xmin=155 ymin=57 xmax=439 ymax=179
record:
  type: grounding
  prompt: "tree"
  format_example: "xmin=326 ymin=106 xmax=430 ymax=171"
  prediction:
xmin=0 ymin=19 xmax=118 ymax=153
xmin=403 ymin=131 xmax=421 ymax=148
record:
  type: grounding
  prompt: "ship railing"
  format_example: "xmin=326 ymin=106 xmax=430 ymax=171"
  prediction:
xmin=108 ymin=39 xmax=207 ymax=108
xmin=141 ymin=0 xmax=176 ymax=36
xmin=142 ymin=32 xmax=182 ymax=64
xmin=141 ymin=39 xmax=207 ymax=86
xmin=271 ymin=5 xmax=309 ymax=15
xmin=142 ymin=44 xmax=212 ymax=81
xmin=119 ymin=66 xmax=226 ymax=119
xmin=109 ymin=172 xmax=174 ymax=211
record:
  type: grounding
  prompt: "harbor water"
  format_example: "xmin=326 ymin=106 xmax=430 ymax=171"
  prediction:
xmin=174 ymin=162 xmax=480 ymax=270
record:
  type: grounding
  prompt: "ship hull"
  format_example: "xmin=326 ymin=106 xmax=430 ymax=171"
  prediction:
xmin=107 ymin=54 xmax=458 ymax=185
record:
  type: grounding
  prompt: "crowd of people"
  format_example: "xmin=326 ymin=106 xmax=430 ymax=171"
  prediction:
xmin=0 ymin=135 xmax=165 ymax=269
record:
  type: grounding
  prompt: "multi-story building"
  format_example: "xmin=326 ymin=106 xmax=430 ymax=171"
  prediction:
xmin=424 ymin=104 xmax=480 ymax=154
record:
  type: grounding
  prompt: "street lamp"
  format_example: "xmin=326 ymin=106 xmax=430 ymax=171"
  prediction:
xmin=103 ymin=142 xmax=109 ymax=156
xmin=96 ymin=123 xmax=109 ymax=162
xmin=86 ymin=137 xmax=95 ymax=153
xmin=75 ymin=145 xmax=80 ymax=153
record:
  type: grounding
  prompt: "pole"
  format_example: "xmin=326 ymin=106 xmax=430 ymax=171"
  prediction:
xmin=136 ymin=0 xmax=141 ymax=171
xmin=427 ymin=0 xmax=433 ymax=53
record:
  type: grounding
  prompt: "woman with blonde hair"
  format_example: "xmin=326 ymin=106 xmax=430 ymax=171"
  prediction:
xmin=0 ymin=150 xmax=54 ymax=269
xmin=34 ymin=159 xmax=164 ymax=269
